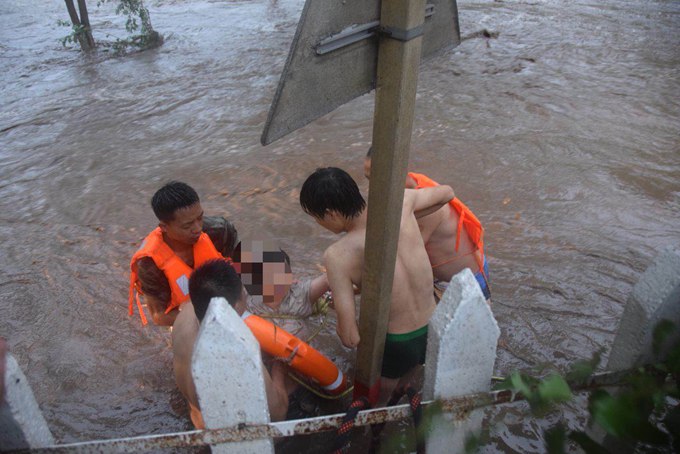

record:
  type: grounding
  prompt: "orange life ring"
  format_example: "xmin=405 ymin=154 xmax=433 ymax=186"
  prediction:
xmin=242 ymin=311 xmax=347 ymax=395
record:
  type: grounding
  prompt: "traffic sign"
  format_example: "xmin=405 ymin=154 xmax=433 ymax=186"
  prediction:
xmin=261 ymin=0 xmax=460 ymax=145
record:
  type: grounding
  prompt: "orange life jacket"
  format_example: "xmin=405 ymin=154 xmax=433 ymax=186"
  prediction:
xmin=408 ymin=172 xmax=486 ymax=276
xmin=128 ymin=227 xmax=222 ymax=325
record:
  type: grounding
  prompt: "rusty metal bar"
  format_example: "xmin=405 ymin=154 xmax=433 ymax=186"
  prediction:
xmin=16 ymin=370 xmax=628 ymax=453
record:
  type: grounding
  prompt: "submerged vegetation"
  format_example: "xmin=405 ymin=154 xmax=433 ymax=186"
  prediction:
xmin=59 ymin=0 xmax=162 ymax=54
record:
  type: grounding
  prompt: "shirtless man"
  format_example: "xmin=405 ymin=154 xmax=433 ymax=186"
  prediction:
xmin=172 ymin=259 xmax=290 ymax=428
xmin=299 ymin=167 xmax=454 ymax=401
xmin=364 ymin=149 xmax=490 ymax=302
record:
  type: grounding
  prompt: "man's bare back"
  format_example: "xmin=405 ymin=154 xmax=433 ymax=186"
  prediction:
xmin=299 ymin=168 xmax=454 ymax=349
xmin=415 ymin=198 xmax=481 ymax=282
xmin=364 ymin=155 xmax=485 ymax=286
xmin=323 ymin=195 xmax=435 ymax=347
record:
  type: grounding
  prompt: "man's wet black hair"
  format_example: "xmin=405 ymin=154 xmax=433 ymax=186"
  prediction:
xmin=151 ymin=181 xmax=200 ymax=223
xmin=189 ymin=259 xmax=243 ymax=322
xmin=299 ymin=167 xmax=366 ymax=219
xmin=366 ymin=146 xmax=373 ymax=158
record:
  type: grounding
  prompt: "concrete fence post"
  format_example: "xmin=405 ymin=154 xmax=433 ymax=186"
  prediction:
xmin=423 ymin=268 xmax=500 ymax=453
xmin=606 ymin=248 xmax=680 ymax=371
xmin=192 ymin=297 xmax=274 ymax=453
xmin=589 ymin=248 xmax=680 ymax=451
xmin=0 ymin=353 xmax=55 ymax=450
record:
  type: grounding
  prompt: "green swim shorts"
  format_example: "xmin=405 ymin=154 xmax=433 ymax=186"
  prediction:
xmin=381 ymin=325 xmax=428 ymax=379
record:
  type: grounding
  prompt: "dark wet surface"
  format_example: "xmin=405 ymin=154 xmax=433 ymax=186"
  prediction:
xmin=1 ymin=0 xmax=679 ymax=451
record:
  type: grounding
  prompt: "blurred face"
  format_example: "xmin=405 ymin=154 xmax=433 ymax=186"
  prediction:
xmin=237 ymin=240 xmax=293 ymax=305
xmin=262 ymin=261 xmax=293 ymax=304
xmin=160 ymin=203 xmax=204 ymax=246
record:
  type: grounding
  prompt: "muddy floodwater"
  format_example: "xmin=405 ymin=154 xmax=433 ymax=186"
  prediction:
xmin=1 ymin=0 xmax=678 ymax=451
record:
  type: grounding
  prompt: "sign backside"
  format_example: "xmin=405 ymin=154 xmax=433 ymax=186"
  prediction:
xmin=261 ymin=0 xmax=460 ymax=145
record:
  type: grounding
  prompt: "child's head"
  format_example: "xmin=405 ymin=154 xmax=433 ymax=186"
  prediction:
xmin=299 ymin=167 xmax=366 ymax=220
xmin=233 ymin=238 xmax=293 ymax=305
xmin=189 ymin=259 xmax=245 ymax=322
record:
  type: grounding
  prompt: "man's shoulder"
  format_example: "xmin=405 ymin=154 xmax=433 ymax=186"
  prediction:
xmin=324 ymin=235 xmax=363 ymax=266
xmin=202 ymin=216 xmax=238 ymax=257
xmin=172 ymin=305 xmax=199 ymax=346
xmin=325 ymin=234 xmax=357 ymax=254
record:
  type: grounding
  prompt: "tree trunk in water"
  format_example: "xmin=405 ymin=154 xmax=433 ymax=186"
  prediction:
xmin=76 ymin=0 xmax=96 ymax=49
xmin=64 ymin=0 xmax=94 ymax=51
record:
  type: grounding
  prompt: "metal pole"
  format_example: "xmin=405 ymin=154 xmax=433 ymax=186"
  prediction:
xmin=354 ymin=0 xmax=427 ymax=404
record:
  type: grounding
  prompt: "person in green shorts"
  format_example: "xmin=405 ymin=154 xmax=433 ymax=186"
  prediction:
xmin=299 ymin=167 xmax=454 ymax=404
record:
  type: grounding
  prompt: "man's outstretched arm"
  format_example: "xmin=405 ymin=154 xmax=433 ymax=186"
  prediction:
xmin=408 ymin=186 xmax=455 ymax=218
xmin=307 ymin=273 xmax=331 ymax=304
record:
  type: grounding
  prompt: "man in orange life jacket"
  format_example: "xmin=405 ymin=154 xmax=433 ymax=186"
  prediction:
xmin=364 ymin=148 xmax=491 ymax=303
xmin=128 ymin=181 xmax=235 ymax=326
xmin=172 ymin=258 xmax=291 ymax=427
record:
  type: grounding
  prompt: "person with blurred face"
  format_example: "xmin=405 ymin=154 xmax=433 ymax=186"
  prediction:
xmin=299 ymin=167 xmax=455 ymax=403
xmin=233 ymin=239 xmax=330 ymax=339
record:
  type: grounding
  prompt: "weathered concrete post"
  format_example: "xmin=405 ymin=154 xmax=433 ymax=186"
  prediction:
xmin=606 ymin=248 xmax=680 ymax=371
xmin=589 ymin=248 xmax=680 ymax=451
xmin=0 ymin=353 xmax=55 ymax=450
xmin=423 ymin=268 xmax=500 ymax=452
xmin=192 ymin=297 xmax=274 ymax=453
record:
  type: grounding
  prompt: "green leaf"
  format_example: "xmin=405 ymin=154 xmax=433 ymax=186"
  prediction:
xmin=538 ymin=375 xmax=572 ymax=404
xmin=591 ymin=393 xmax=628 ymax=437
xmin=566 ymin=350 xmax=601 ymax=384
xmin=544 ymin=424 xmax=566 ymax=454
xmin=464 ymin=432 xmax=481 ymax=453
xmin=509 ymin=372 xmax=533 ymax=398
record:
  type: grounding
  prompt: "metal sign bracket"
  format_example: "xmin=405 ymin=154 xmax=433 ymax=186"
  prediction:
xmin=378 ymin=24 xmax=425 ymax=41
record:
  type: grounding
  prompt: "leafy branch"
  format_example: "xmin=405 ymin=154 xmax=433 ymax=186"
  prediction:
xmin=98 ymin=0 xmax=162 ymax=52
xmin=59 ymin=0 xmax=162 ymax=53
xmin=494 ymin=320 xmax=680 ymax=453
